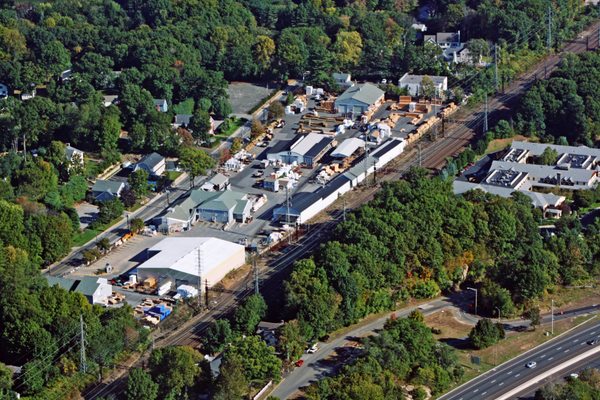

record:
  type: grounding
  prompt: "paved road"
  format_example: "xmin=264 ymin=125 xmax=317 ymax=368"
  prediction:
xmin=45 ymin=173 xmax=195 ymax=277
xmin=516 ymin=356 xmax=600 ymax=399
xmin=271 ymin=299 xmax=600 ymax=399
xmin=439 ymin=319 xmax=600 ymax=400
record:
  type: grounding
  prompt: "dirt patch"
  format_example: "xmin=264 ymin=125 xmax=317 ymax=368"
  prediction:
xmin=425 ymin=309 xmax=472 ymax=340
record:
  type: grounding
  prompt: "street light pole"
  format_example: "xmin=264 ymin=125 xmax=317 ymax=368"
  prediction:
xmin=494 ymin=307 xmax=501 ymax=366
xmin=551 ymin=299 xmax=554 ymax=335
xmin=468 ymin=287 xmax=478 ymax=316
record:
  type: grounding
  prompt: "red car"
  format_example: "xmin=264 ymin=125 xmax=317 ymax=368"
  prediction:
xmin=295 ymin=359 xmax=304 ymax=367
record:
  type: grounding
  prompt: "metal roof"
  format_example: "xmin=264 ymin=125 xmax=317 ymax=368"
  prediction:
xmin=289 ymin=133 xmax=333 ymax=157
xmin=335 ymin=83 xmax=384 ymax=106
xmin=92 ymin=180 xmax=124 ymax=194
xmin=74 ymin=277 xmax=105 ymax=297
xmin=332 ymin=138 xmax=365 ymax=158
xmin=399 ymin=73 xmax=447 ymax=86
xmin=138 ymin=152 xmax=165 ymax=170
xmin=510 ymin=141 xmax=600 ymax=160
xmin=137 ymin=237 xmax=245 ymax=278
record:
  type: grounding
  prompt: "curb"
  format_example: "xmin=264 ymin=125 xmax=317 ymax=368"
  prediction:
xmin=438 ymin=314 xmax=598 ymax=399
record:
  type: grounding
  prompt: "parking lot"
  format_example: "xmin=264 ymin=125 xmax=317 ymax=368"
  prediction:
xmin=227 ymin=82 xmax=273 ymax=115
xmin=75 ymin=202 xmax=99 ymax=230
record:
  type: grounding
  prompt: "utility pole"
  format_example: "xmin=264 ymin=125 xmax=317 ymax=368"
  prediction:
xmin=343 ymin=197 xmax=347 ymax=222
xmin=547 ymin=6 xmax=552 ymax=51
xmin=373 ymin=160 xmax=377 ymax=185
xmin=285 ymin=186 xmax=292 ymax=243
xmin=494 ymin=43 xmax=499 ymax=93
xmin=197 ymin=247 xmax=203 ymax=309
xmin=495 ymin=307 xmax=501 ymax=366
xmin=551 ymin=299 xmax=554 ymax=335
xmin=418 ymin=143 xmax=422 ymax=167
xmin=468 ymin=287 xmax=478 ymax=316
xmin=484 ymin=93 xmax=489 ymax=133
xmin=205 ymin=278 xmax=209 ymax=308
xmin=80 ymin=315 xmax=87 ymax=373
xmin=363 ymin=141 xmax=369 ymax=186
xmin=253 ymin=256 xmax=259 ymax=295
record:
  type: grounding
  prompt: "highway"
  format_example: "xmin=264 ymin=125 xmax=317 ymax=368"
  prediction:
xmin=439 ymin=319 xmax=600 ymax=400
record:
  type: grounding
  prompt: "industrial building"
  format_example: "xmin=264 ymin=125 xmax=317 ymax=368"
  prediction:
xmin=267 ymin=133 xmax=334 ymax=168
xmin=398 ymin=73 xmax=448 ymax=97
xmin=334 ymin=83 xmax=385 ymax=115
xmin=273 ymin=138 xmax=406 ymax=224
xmin=154 ymin=189 xmax=253 ymax=230
xmin=46 ymin=276 xmax=112 ymax=305
xmin=452 ymin=141 xmax=600 ymax=217
xmin=136 ymin=237 xmax=246 ymax=288
xmin=332 ymin=138 xmax=365 ymax=159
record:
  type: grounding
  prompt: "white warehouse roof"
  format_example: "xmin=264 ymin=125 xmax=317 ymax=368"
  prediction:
xmin=137 ymin=237 xmax=245 ymax=286
xmin=332 ymin=138 xmax=365 ymax=158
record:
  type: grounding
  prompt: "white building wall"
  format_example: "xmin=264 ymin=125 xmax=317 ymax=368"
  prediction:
xmin=92 ymin=280 xmax=112 ymax=304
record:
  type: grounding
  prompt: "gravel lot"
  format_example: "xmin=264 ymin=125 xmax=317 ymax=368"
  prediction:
xmin=227 ymin=82 xmax=272 ymax=115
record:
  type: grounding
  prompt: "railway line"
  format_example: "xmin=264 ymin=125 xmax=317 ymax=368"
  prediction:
xmin=84 ymin=22 xmax=600 ymax=400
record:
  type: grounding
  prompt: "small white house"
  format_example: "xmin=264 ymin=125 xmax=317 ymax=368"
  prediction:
xmin=398 ymin=73 xmax=448 ymax=97
xmin=332 ymin=73 xmax=353 ymax=88
xmin=153 ymin=99 xmax=168 ymax=113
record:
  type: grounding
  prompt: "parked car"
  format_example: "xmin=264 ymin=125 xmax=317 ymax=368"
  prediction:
xmin=307 ymin=343 xmax=319 ymax=354
xmin=295 ymin=359 xmax=304 ymax=367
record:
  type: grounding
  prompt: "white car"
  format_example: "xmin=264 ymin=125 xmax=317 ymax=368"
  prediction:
xmin=307 ymin=343 xmax=319 ymax=354
xmin=526 ymin=361 xmax=537 ymax=369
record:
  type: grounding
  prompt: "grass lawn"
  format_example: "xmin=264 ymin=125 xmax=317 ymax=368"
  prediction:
xmin=165 ymin=170 xmax=183 ymax=182
xmin=484 ymin=135 xmax=532 ymax=155
xmin=72 ymin=217 xmax=123 ymax=247
xmin=425 ymin=309 xmax=596 ymax=392
xmin=217 ymin=117 xmax=247 ymax=137
xmin=172 ymin=98 xmax=194 ymax=115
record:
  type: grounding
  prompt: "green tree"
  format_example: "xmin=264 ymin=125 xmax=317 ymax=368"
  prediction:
xmin=222 ymin=335 xmax=282 ymax=384
xmin=332 ymin=31 xmax=363 ymax=70
xmin=0 ymin=362 xmax=13 ymax=391
xmin=250 ymin=119 xmax=265 ymax=139
xmin=466 ymin=39 xmax=490 ymax=64
xmin=128 ymin=169 xmax=149 ymax=198
xmin=178 ymin=147 xmax=214 ymax=187
xmin=149 ymin=346 xmax=201 ymax=398
xmin=97 ymin=198 xmax=124 ymax=224
xmin=202 ymin=319 xmax=233 ymax=355
xmin=230 ymin=137 xmax=242 ymax=154
xmin=524 ymin=306 xmax=541 ymax=330
xmin=420 ymin=76 xmax=436 ymax=99
xmin=126 ymin=368 xmax=158 ymax=400
xmin=130 ymin=218 xmax=145 ymax=233
xmin=233 ymin=294 xmax=267 ymax=335
xmin=538 ymin=147 xmax=559 ymax=165
xmin=189 ymin=108 xmax=212 ymax=143
xmin=278 ymin=319 xmax=305 ymax=362
xmin=267 ymin=101 xmax=284 ymax=121
xmin=39 ymin=40 xmax=71 ymax=76
xmin=469 ymin=318 xmax=505 ymax=349
xmin=214 ymin=353 xmax=248 ymax=400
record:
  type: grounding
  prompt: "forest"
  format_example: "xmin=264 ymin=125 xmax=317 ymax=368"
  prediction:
xmin=284 ymin=169 xmax=600 ymax=341
xmin=517 ymin=50 xmax=600 ymax=146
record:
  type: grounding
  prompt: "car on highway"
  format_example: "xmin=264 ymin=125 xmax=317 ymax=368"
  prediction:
xmin=295 ymin=359 xmax=304 ymax=367
xmin=526 ymin=361 xmax=537 ymax=368
xmin=307 ymin=343 xmax=318 ymax=353
xmin=587 ymin=339 xmax=598 ymax=345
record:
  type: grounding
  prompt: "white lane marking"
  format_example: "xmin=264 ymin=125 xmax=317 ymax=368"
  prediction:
xmin=564 ymin=349 xmax=570 ymax=353
xmin=549 ymin=357 xmax=554 ymax=361
xmin=556 ymin=346 xmax=562 ymax=350
xmin=491 ymin=379 xmax=496 ymax=383
xmin=515 ymin=373 xmax=521 ymax=377
xmin=482 ymin=392 xmax=487 ymax=396
xmin=574 ymin=339 xmax=579 ymax=343
xmin=540 ymin=354 xmax=547 ymax=358
xmin=592 ymin=331 xmax=596 ymax=335
xmin=473 ymin=388 xmax=479 ymax=393
xmin=499 ymin=382 xmax=505 ymax=386
xmin=507 ymin=370 xmax=513 ymax=375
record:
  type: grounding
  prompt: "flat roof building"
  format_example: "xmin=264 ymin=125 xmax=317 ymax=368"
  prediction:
xmin=136 ymin=237 xmax=246 ymax=288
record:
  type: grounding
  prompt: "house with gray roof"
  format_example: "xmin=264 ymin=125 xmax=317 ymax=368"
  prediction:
xmin=91 ymin=180 xmax=125 ymax=202
xmin=173 ymin=114 xmax=193 ymax=128
xmin=334 ymin=83 xmax=385 ymax=115
xmin=398 ymin=73 xmax=448 ymax=97
xmin=154 ymin=189 xmax=252 ymax=231
xmin=65 ymin=143 xmax=84 ymax=166
xmin=46 ymin=276 xmax=112 ymax=305
xmin=135 ymin=152 xmax=166 ymax=177
xmin=332 ymin=72 xmax=353 ymax=88
xmin=153 ymin=99 xmax=168 ymax=113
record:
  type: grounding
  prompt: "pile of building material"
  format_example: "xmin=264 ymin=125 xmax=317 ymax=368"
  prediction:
xmin=176 ymin=284 xmax=199 ymax=299
xmin=406 ymin=116 xmax=441 ymax=144
xmin=439 ymin=102 xmax=458 ymax=118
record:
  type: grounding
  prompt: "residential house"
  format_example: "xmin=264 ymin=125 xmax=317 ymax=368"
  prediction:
xmin=424 ymin=31 xmax=468 ymax=63
xmin=19 ymin=87 xmax=36 ymax=100
xmin=173 ymin=114 xmax=193 ymax=129
xmin=206 ymin=173 xmax=229 ymax=191
xmin=398 ymin=73 xmax=448 ymax=97
xmin=153 ymin=99 xmax=168 ymax=113
xmin=103 ymin=95 xmax=119 ymax=107
xmin=91 ymin=180 xmax=125 ymax=202
xmin=332 ymin=73 xmax=353 ymax=88
xmin=60 ymin=69 xmax=72 ymax=82
xmin=65 ymin=143 xmax=84 ymax=166
xmin=334 ymin=83 xmax=385 ymax=115
xmin=135 ymin=152 xmax=166 ymax=177
xmin=46 ymin=276 xmax=112 ymax=305
xmin=256 ymin=321 xmax=285 ymax=347
xmin=0 ymin=83 xmax=8 ymax=99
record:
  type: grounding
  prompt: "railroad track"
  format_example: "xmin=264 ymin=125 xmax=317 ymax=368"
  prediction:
xmin=84 ymin=21 xmax=600 ymax=400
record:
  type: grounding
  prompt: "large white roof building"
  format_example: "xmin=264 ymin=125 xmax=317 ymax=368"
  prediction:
xmin=136 ymin=237 xmax=246 ymax=288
